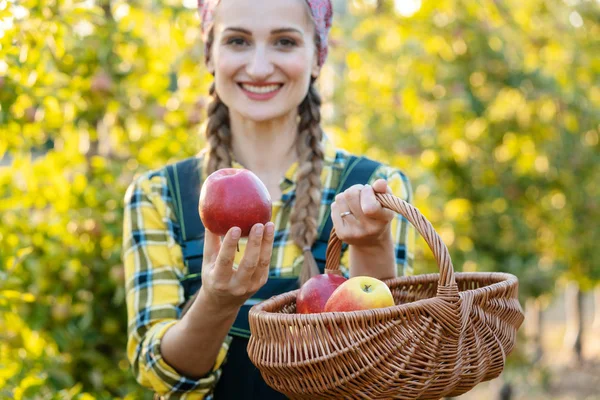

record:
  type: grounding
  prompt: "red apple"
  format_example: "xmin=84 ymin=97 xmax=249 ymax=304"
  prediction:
xmin=296 ymin=273 xmax=347 ymax=314
xmin=324 ymin=276 xmax=395 ymax=312
xmin=199 ymin=168 xmax=272 ymax=237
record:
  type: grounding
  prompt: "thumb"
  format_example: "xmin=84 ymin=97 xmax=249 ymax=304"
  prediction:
xmin=372 ymin=179 xmax=391 ymax=194
xmin=202 ymin=229 xmax=221 ymax=267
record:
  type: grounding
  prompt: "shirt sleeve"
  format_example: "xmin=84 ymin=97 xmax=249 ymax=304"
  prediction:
xmin=122 ymin=171 xmax=230 ymax=399
xmin=339 ymin=165 xmax=415 ymax=277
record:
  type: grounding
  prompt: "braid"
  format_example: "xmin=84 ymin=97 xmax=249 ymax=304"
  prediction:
xmin=205 ymin=82 xmax=233 ymax=174
xmin=290 ymin=83 xmax=325 ymax=285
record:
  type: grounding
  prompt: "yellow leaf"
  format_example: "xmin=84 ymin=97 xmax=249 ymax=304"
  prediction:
xmin=0 ymin=290 xmax=22 ymax=300
xmin=73 ymin=173 xmax=88 ymax=195
xmin=0 ymin=290 xmax=35 ymax=303
xmin=420 ymin=150 xmax=438 ymax=167
xmin=444 ymin=198 xmax=472 ymax=222
xmin=14 ymin=374 xmax=46 ymax=400
xmin=16 ymin=246 xmax=33 ymax=259
xmin=23 ymin=330 xmax=45 ymax=358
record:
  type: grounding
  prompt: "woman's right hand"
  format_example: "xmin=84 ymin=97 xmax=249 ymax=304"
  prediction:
xmin=200 ymin=222 xmax=275 ymax=311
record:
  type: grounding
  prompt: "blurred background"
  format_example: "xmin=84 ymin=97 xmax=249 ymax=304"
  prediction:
xmin=1 ymin=0 xmax=599 ymax=398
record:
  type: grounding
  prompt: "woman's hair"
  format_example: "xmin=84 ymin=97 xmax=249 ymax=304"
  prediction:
xmin=203 ymin=26 xmax=325 ymax=285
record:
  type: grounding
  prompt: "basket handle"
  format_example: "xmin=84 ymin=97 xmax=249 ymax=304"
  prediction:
xmin=324 ymin=193 xmax=457 ymax=295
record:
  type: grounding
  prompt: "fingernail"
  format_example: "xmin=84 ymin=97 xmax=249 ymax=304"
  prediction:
xmin=266 ymin=223 xmax=274 ymax=235
xmin=231 ymin=228 xmax=241 ymax=239
xmin=255 ymin=225 xmax=264 ymax=236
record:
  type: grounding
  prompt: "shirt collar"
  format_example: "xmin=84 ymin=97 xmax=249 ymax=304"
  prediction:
xmin=203 ymin=133 xmax=336 ymax=191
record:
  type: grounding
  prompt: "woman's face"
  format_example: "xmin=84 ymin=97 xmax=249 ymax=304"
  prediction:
xmin=208 ymin=0 xmax=319 ymax=123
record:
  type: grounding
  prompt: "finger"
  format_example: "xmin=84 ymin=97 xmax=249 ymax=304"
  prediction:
xmin=213 ymin=227 xmax=241 ymax=281
xmin=202 ymin=229 xmax=221 ymax=267
xmin=363 ymin=184 xmax=395 ymax=222
xmin=252 ymin=222 xmax=275 ymax=286
xmin=331 ymin=200 xmax=355 ymax=231
xmin=343 ymin=184 xmax=366 ymax=220
xmin=372 ymin=179 xmax=390 ymax=194
xmin=330 ymin=200 xmax=344 ymax=230
xmin=333 ymin=194 xmax=358 ymax=226
xmin=234 ymin=223 xmax=265 ymax=282
xmin=361 ymin=185 xmax=384 ymax=217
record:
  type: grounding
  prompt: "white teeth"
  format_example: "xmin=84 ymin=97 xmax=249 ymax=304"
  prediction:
xmin=242 ymin=84 xmax=281 ymax=94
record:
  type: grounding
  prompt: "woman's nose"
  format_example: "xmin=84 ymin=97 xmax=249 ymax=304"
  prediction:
xmin=246 ymin=45 xmax=275 ymax=80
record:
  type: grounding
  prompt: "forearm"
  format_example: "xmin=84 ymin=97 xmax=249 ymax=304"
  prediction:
xmin=349 ymin=228 xmax=396 ymax=280
xmin=161 ymin=287 xmax=239 ymax=378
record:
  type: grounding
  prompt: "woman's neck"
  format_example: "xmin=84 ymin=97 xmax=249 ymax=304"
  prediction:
xmin=229 ymin=110 xmax=298 ymax=178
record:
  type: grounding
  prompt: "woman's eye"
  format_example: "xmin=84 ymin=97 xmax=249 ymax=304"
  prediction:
xmin=227 ymin=38 xmax=247 ymax=46
xmin=278 ymin=38 xmax=297 ymax=47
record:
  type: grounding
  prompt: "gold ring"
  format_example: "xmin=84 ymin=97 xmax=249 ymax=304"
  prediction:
xmin=340 ymin=211 xmax=352 ymax=218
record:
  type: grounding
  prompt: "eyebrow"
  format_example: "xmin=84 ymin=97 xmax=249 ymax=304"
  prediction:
xmin=224 ymin=27 xmax=303 ymax=35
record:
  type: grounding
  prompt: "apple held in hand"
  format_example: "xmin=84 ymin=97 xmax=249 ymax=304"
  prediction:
xmin=296 ymin=273 xmax=347 ymax=314
xmin=324 ymin=276 xmax=395 ymax=312
xmin=199 ymin=168 xmax=272 ymax=236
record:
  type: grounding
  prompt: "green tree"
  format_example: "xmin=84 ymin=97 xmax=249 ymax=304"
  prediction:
xmin=1 ymin=0 xmax=208 ymax=396
xmin=332 ymin=0 xmax=599 ymax=303
xmin=329 ymin=0 xmax=599 ymax=367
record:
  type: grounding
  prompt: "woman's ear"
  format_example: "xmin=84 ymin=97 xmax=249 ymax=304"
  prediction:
xmin=311 ymin=67 xmax=320 ymax=79
xmin=207 ymin=57 xmax=215 ymax=75
xmin=311 ymin=56 xmax=320 ymax=79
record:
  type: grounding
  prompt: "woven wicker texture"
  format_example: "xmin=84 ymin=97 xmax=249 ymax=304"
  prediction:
xmin=247 ymin=193 xmax=524 ymax=399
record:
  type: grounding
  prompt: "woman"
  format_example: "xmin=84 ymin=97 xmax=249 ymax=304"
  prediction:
xmin=122 ymin=0 xmax=414 ymax=398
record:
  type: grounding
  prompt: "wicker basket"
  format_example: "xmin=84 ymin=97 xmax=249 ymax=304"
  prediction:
xmin=247 ymin=193 xmax=524 ymax=399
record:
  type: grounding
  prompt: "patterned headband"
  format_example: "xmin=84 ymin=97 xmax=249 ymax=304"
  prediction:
xmin=197 ymin=0 xmax=333 ymax=66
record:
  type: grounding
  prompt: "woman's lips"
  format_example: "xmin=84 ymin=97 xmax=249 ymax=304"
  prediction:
xmin=238 ymin=83 xmax=284 ymax=101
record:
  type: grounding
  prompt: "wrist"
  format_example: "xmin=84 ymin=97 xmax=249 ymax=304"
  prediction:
xmin=352 ymin=228 xmax=393 ymax=253
xmin=349 ymin=229 xmax=396 ymax=280
xmin=198 ymin=287 xmax=240 ymax=317
xmin=182 ymin=288 xmax=239 ymax=333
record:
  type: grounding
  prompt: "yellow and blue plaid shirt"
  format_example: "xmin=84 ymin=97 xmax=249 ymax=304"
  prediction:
xmin=122 ymin=137 xmax=414 ymax=398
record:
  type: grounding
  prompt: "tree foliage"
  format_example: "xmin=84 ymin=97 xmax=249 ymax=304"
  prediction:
xmin=330 ymin=0 xmax=600 ymax=297
xmin=1 ymin=0 xmax=598 ymax=396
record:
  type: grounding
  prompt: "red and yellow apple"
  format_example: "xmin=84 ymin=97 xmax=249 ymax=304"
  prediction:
xmin=296 ymin=273 xmax=347 ymax=314
xmin=324 ymin=276 xmax=395 ymax=312
xmin=199 ymin=168 xmax=272 ymax=237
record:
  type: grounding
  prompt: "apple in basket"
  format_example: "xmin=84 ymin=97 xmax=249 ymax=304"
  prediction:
xmin=324 ymin=276 xmax=395 ymax=312
xmin=296 ymin=273 xmax=347 ymax=314
xmin=199 ymin=168 xmax=272 ymax=237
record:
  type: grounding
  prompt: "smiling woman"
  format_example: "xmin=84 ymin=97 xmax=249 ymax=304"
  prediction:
xmin=122 ymin=0 xmax=414 ymax=399
xmin=207 ymin=0 xmax=321 ymax=122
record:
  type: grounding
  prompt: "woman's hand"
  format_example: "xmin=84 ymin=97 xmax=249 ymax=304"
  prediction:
xmin=331 ymin=179 xmax=396 ymax=279
xmin=330 ymin=179 xmax=394 ymax=246
xmin=161 ymin=222 xmax=274 ymax=378
xmin=200 ymin=222 xmax=275 ymax=311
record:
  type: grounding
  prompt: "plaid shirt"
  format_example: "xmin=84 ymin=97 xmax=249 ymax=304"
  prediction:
xmin=122 ymin=136 xmax=414 ymax=398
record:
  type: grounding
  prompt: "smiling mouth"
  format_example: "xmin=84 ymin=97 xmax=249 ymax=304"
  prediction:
xmin=238 ymin=83 xmax=284 ymax=94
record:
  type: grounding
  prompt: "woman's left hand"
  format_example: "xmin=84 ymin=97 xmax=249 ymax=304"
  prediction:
xmin=330 ymin=179 xmax=395 ymax=247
